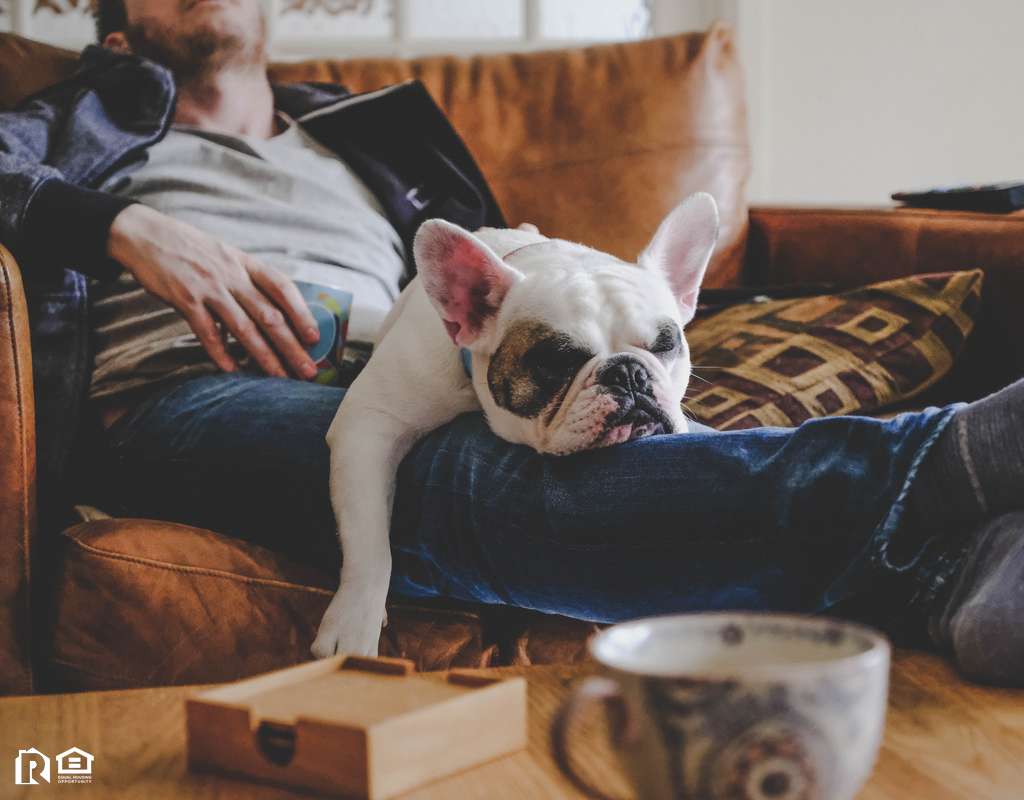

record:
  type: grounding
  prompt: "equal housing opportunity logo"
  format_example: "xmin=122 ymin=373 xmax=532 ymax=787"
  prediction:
xmin=15 ymin=748 xmax=93 ymax=785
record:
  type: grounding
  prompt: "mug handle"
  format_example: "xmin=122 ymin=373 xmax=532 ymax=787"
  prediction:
xmin=551 ymin=676 xmax=639 ymax=800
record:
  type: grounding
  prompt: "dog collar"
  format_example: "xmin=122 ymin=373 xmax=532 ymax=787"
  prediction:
xmin=501 ymin=240 xmax=548 ymax=261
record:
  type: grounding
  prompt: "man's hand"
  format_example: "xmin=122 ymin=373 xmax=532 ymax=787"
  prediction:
xmin=108 ymin=204 xmax=321 ymax=379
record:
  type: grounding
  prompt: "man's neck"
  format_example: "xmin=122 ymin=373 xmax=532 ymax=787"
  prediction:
xmin=173 ymin=65 xmax=277 ymax=140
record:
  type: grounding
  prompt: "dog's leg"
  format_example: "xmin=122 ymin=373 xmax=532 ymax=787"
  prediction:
xmin=312 ymin=289 xmax=478 ymax=658
xmin=311 ymin=403 xmax=421 ymax=658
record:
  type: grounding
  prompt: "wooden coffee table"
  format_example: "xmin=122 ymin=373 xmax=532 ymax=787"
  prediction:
xmin=3 ymin=650 xmax=1024 ymax=799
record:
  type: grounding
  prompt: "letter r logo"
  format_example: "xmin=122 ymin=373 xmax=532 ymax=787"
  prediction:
xmin=15 ymin=749 xmax=50 ymax=784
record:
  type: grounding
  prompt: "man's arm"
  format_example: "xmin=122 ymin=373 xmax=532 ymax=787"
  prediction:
xmin=0 ymin=103 xmax=320 ymax=378
xmin=0 ymin=157 xmax=320 ymax=378
xmin=0 ymin=161 xmax=133 ymax=283
xmin=13 ymin=172 xmax=322 ymax=379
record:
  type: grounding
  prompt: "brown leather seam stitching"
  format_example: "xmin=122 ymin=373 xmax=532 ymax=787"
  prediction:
xmin=385 ymin=606 xmax=482 ymax=621
xmin=0 ymin=251 xmax=32 ymax=694
xmin=489 ymin=138 xmax=749 ymax=181
xmin=50 ymin=656 xmax=137 ymax=685
xmin=67 ymin=538 xmax=336 ymax=596
xmin=748 ymin=206 xmax=1024 ymax=223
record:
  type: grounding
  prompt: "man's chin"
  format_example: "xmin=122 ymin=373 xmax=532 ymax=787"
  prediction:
xmin=125 ymin=13 xmax=266 ymax=78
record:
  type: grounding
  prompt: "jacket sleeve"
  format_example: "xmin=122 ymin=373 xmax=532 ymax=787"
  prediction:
xmin=0 ymin=106 xmax=136 ymax=284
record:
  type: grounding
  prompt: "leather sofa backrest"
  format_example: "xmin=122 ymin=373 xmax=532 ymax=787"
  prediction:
xmin=0 ymin=26 xmax=750 ymax=286
xmin=0 ymin=33 xmax=78 ymax=111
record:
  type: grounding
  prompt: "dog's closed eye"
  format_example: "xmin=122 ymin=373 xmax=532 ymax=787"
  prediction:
xmin=524 ymin=339 xmax=593 ymax=380
xmin=488 ymin=320 xmax=595 ymax=418
xmin=648 ymin=322 xmax=682 ymax=358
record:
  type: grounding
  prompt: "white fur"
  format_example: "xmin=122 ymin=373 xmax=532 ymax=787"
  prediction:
xmin=312 ymin=193 xmax=719 ymax=658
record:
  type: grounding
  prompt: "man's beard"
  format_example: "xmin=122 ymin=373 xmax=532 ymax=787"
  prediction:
xmin=124 ymin=14 xmax=267 ymax=83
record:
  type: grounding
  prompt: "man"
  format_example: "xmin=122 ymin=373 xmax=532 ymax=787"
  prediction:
xmin=4 ymin=0 xmax=1024 ymax=684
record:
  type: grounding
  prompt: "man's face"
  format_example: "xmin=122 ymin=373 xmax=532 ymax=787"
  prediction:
xmin=112 ymin=0 xmax=267 ymax=76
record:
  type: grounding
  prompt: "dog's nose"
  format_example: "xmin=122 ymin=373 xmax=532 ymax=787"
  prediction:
xmin=598 ymin=355 xmax=653 ymax=396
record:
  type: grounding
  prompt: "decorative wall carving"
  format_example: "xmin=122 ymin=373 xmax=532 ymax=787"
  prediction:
xmin=34 ymin=0 xmax=95 ymax=14
xmin=281 ymin=0 xmax=376 ymax=15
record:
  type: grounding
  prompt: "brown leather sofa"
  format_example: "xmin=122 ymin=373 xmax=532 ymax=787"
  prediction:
xmin=3 ymin=25 xmax=1024 ymax=697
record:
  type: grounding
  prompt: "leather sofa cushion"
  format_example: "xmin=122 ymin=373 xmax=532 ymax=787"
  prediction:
xmin=0 ymin=27 xmax=749 ymax=287
xmin=47 ymin=519 xmax=596 ymax=691
xmin=47 ymin=520 xmax=498 ymax=690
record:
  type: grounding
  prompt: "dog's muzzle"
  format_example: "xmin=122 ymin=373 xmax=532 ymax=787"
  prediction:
xmin=596 ymin=355 xmax=675 ymax=439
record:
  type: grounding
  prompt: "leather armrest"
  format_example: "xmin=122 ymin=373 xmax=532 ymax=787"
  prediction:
xmin=746 ymin=205 xmax=1024 ymax=285
xmin=0 ymin=244 xmax=36 ymax=695
xmin=745 ymin=205 xmax=1024 ymax=400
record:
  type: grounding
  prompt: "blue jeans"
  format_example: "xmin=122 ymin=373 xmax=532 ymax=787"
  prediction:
xmin=92 ymin=373 xmax=964 ymax=641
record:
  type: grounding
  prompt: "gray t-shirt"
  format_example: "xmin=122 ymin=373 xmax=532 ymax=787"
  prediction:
xmin=89 ymin=114 xmax=405 ymax=402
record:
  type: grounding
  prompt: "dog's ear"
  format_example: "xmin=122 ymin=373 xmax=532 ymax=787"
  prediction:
xmin=414 ymin=219 xmax=525 ymax=347
xmin=638 ymin=192 xmax=719 ymax=325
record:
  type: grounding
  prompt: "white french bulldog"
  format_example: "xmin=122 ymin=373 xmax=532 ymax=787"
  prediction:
xmin=311 ymin=192 xmax=719 ymax=658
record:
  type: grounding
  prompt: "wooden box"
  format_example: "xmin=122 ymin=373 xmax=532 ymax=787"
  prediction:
xmin=186 ymin=655 xmax=527 ymax=798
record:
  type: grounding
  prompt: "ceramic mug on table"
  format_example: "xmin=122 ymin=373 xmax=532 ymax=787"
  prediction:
xmin=552 ymin=613 xmax=891 ymax=800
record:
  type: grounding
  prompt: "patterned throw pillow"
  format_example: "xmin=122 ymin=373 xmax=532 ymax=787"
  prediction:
xmin=683 ymin=271 xmax=983 ymax=430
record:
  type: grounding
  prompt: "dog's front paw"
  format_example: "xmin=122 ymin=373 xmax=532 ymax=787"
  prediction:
xmin=311 ymin=588 xmax=386 ymax=659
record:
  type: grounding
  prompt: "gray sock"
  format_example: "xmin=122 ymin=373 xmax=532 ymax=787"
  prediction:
xmin=928 ymin=512 xmax=1024 ymax=686
xmin=906 ymin=379 xmax=1024 ymax=683
xmin=910 ymin=377 xmax=1024 ymax=536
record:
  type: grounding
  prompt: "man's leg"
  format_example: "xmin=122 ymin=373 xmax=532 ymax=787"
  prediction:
xmin=908 ymin=377 xmax=1024 ymax=533
xmin=96 ymin=372 xmax=1024 ymax=680
xmin=901 ymin=377 xmax=1024 ymax=684
xmin=93 ymin=373 xmax=346 ymax=570
xmin=95 ymin=371 xmax=962 ymax=633
xmin=389 ymin=406 xmax=959 ymax=626
xmin=928 ymin=511 xmax=1024 ymax=686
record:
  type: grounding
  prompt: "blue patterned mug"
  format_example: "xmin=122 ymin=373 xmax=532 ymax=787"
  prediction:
xmin=552 ymin=613 xmax=890 ymax=800
xmin=293 ymin=281 xmax=352 ymax=386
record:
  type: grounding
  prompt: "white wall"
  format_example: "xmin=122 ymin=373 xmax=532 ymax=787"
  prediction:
xmin=733 ymin=0 xmax=1024 ymax=206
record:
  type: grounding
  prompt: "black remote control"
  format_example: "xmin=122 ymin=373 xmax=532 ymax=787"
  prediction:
xmin=892 ymin=182 xmax=1024 ymax=212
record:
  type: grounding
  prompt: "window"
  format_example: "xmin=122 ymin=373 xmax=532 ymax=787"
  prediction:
xmin=12 ymin=0 xmax=656 ymax=56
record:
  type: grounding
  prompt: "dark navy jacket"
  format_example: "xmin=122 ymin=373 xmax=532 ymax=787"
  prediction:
xmin=0 ymin=45 xmax=504 ymax=494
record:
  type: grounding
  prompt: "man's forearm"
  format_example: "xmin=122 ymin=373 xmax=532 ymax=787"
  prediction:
xmin=18 ymin=179 xmax=136 ymax=282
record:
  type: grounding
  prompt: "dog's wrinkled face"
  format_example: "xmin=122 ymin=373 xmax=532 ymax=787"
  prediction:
xmin=414 ymin=193 xmax=719 ymax=455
